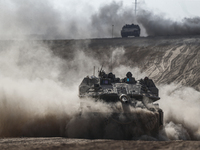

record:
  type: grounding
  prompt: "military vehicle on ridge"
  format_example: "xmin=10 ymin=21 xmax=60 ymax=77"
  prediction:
xmin=121 ymin=24 xmax=140 ymax=37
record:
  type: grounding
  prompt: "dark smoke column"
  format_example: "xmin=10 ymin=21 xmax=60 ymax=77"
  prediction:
xmin=137 ymin=10 xmax=200 ymax=36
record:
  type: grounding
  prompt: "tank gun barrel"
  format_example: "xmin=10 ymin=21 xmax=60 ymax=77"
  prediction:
xmin=119 ymin=94 xmax=131 ymax=113
xmin=119 ymin=94 xmax=129 ymax=103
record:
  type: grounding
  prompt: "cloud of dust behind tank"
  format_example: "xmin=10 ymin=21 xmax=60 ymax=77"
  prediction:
xmin=0 ymin=41 xmax=74 ymax=136
xmin=158 ymin=84 xmax=200 ymax=140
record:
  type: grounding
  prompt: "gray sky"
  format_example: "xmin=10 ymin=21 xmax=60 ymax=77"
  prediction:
xmin=143 ymin=0 xmax=200 ymax=20
xmin=53 ymin=0 xmax=200 ymax=20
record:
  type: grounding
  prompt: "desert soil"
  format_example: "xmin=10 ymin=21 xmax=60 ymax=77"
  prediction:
xmin=0 ymin=137 xmax=200 ymax=150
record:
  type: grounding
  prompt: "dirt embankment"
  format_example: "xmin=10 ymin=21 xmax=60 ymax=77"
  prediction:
xmin=46 ymin=35 xmax=200 ymax=91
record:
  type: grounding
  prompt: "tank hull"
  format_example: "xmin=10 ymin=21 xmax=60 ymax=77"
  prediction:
xmin=70 ymin=109 xmax=163 ymax=140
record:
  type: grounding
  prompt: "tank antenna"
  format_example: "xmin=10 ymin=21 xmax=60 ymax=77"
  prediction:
xmin=100 ymin=64 xmax=103 ymax=72
xmin=134 ymin=0 xmax=139 ymax=20
xmin=111 ymin=55 xmax=113 ymax=72
xmin=135 ymin=0 xmax=137 ymax=15
xmin=93 ymin=66 xmax=95 ymax=76
xmin=112 ymin=25 xmax=114 ymax=38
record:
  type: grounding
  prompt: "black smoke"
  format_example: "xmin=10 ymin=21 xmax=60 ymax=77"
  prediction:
xmin=92 ymin=2 xmax=200 ymax=37
xmin=137 ymin=10 xmax=200 ymax=36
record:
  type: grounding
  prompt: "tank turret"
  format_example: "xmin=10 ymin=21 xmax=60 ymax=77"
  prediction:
xmin=78 ymin=69 xmax=163 ymax=139
xmin=79 ymin=70 xmax=159 ymax=102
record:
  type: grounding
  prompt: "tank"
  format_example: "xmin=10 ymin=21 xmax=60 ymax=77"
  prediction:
xmin=78 ymin=69 xmax=163 ymax=139
xmin=121 ymin=24 xmax=140 ymax=37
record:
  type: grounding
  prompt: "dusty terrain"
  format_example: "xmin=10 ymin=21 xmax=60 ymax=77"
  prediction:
xmin=0 ymin=35 xmax=200 ymax=149
xmin=1 ymin=137 xmax=200 ymax=150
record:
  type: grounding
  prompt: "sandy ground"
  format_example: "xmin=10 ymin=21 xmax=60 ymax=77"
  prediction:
xmin=0 ymin=137 xmax=200 ymax=150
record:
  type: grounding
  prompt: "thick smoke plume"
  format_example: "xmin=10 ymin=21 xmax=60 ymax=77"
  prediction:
xmin=91 ymin=2 xmax=135 ymax=38
xmin=137 ymin=10 xmax=200 ymax=36
xmin=92 ymin=2 xmax=200 ymax=37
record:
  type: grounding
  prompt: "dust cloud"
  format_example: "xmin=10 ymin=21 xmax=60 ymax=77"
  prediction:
xmin=159 ymin=84 xmax=200 ymax=140
xmin=0 ymin=41 xmax=80 ymax=137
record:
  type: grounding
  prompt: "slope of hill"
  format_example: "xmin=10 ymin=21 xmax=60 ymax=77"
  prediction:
xmin=47 ymin=35 xmax=200 ymax=91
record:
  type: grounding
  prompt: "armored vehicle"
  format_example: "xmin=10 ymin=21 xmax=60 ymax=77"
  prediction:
xmin=121 ymin=24 xmax=140 ymax=37
xmin=78 ymin=69 xmax=163 ymax=139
